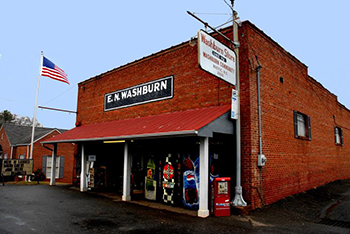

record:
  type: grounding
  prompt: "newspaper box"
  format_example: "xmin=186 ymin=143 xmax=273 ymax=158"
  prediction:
xmin=211 ymin=177 xmax=231 ymax=216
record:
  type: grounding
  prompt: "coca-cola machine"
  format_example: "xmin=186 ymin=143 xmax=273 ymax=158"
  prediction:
xmin=211 ymin=177 xmax=231 ymax=216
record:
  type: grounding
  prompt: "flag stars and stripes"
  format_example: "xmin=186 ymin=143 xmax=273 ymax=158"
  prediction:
xmin=41 ymin=56 xmax=69 ymax=85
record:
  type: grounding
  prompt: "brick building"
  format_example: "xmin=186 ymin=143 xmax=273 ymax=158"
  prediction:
xmin=0 ymin=123 xmax=76 ymax=184
xmin=43 ymin=21 xmax=350 ymax=217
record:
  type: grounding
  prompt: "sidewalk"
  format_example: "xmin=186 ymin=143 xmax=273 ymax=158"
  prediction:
xmin=246 ymin=179 xmax=350 ymax=231
xmin=88 ymin=179 xmax=350 ymax=231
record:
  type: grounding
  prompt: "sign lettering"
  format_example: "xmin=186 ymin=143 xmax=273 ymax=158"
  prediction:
xmin=104 ymin=76 xmax=174 ymax=111
xmin=198 ymin=30 xmax=236 ymax=85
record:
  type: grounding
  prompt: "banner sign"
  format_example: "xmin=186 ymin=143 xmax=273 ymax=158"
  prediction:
xmin=198 ymin=30 xmax=236 ymax=85
xmin=231 ymin=89 xmax=238 ymax=119
xmin=104 ymin=76 xmax=174 ymax=111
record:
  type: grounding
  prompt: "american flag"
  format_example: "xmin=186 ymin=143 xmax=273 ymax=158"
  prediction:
xmin=41 ymin=56 xmax=69 ymax=84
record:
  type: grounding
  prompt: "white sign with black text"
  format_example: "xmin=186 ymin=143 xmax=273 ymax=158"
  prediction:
xmin=198 ymin=30 xmax=236 ymax=85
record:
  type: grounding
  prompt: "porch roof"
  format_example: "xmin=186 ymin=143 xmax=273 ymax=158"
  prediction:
xmin=42 ymin=105 xmax=232 ymax=144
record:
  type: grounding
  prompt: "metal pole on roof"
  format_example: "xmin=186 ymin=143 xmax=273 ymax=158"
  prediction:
xmin=230 ymin=0 xmax=247 ymax=207
xmin=30 ymin=52 xmax=43 ymax=159
xmin=38 ymin=106 xmax=77 ymax=114
xmin=187 ymin=0 xmax=246 ymax=207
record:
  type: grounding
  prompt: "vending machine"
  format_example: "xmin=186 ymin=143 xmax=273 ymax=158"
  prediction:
xmin=211 ymin=177 xmax=231 ymax=216
xmin=183 ymin=154 xmax=199 ymax=209
xmin=162 ymin=153 xmax=176 ymax=205
xmin=145 ymin=158 xmax=157 ymax=201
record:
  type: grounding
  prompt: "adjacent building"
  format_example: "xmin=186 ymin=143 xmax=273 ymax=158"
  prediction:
xmin=0 ymin=123 xmax=76 ymax=184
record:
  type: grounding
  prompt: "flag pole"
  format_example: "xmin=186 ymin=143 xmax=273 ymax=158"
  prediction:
xmin=30 ymin=51 xmax=43 ymax=159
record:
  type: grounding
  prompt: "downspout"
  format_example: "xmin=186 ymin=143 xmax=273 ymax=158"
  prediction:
xmin=256 ymin=64 xmax=266 ymax=167
xmin=257 ymin=65 xmax=263 ymax=157
xmin=256 ymin=64 xmax=266 ymax=206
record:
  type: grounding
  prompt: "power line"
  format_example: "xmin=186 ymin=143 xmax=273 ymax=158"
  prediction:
xmin=42 ymin=86 xmax=75 ymax=105
xmin=193 ymin=12 xmax=231 ymax=15
xmin=223 ymin=0 xmax=234 ymax=11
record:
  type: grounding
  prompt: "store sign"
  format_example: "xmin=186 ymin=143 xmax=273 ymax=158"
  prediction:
xmin=198 ymin=30 xmax=236 ymax=85
xmin=231 ymin=89 xmax=238 ymax=119
xmin=104 ymin=76 xmax=174 ymax=111
xmin=1 ymin=159 xmax=33 ymax=176
xmin=88 ymin=155 xmax=96 ymax=162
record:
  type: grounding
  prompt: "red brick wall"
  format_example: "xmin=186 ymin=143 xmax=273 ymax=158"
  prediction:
xmin=76 ymin=41 xmax=234 ymax=125
xmin=15 ymin=146 xmax=27 ymax=159
xmin=240 ymin=22 xmax=350 ymax=209
xmin=0 ymin=126 xmax=12 ymax=158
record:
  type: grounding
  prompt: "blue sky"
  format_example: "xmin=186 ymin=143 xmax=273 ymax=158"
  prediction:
xmin=1 ymin=1 xmax=349 ymax=129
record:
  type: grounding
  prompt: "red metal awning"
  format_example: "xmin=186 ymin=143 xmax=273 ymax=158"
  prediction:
xmin=42 ymin=105 xmax=231 ymax=144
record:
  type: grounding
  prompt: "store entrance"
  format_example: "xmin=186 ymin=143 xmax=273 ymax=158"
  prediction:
xmin=82 ymin=141 xmax=124 ymax=193
xmin=129 ymin=134 xmax=235 ymax=210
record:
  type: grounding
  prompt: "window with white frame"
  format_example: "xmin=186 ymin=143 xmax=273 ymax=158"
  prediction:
xmin=334 ymin=127 xmax=343 ymax=146
xmin=293 ymin=111 xmax=311 ymax=140
xmin=46 ymin=157 xmax=60 ymax=179
xmin=42 ymin=156 xmax=65 ymax=179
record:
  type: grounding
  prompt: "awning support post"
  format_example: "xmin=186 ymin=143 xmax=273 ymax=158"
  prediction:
xmin=80 ymin=144 xmax=87 ymax=192
xmin=198 ymin=137 xmax=209 ymax=218
xmin=49 ymin=143 xmax=57 ymax=186
xmin=122 ymin=141 xmax=131 ymax=201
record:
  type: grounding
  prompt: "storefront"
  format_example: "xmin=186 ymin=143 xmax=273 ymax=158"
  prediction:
xmin=43 ymin=20 xmax=350 ymax=217
xmin=44 ymin=105 xmax=235 ymax=217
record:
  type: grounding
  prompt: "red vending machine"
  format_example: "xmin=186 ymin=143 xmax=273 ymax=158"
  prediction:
xmin=211 ymin=177 xmax=231 ymax=216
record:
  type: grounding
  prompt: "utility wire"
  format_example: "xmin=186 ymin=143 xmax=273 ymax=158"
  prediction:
xmin=193 ymin=12 xmax=231 ymax=15
xmin=214 ymin=17 xmax=233 ymax=30
xmin=223 ymin=0 xmax=234 ymax=11
xmin=42 ymin=86 xmax=75 ymax=106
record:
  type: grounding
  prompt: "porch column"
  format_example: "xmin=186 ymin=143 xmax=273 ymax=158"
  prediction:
xmin=198 ymin=137 xmax=209 ymax=218
xmin=122 ymin=141 xmax=131 ymax=201
xmin=80 ymin=144 xmax=87 ymax=192
xmin=49 ymin=143 xmax=57 ymax=186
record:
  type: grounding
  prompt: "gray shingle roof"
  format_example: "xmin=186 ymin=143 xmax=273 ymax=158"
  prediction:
xmin=2 ymin=123 xmax=66 ymax=146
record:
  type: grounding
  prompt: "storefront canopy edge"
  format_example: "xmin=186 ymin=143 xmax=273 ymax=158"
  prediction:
xmin=42 ymin=105 xmax=232 ymax=144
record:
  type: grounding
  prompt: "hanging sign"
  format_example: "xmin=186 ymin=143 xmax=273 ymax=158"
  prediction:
xmin=231 ymin=89 xmax=238 ymax=119
xmin=198 ymin=30 xmax=236 ymax=85
xmin=104 ymin=76 xmax=174 ymax=111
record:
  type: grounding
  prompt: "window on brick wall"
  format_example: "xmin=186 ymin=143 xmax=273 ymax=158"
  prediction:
xmin=18 ymin=154 xmax=25 ymax=160
xmin=334 ymin=127 xmax=343 ymax=146
xmin=293 ymin=111 xmax=311 ymax=140
xmin=42 ymin=156 xmax=65 ymax=179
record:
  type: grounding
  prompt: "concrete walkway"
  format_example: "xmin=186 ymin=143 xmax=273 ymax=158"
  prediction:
xmin=86 ymin=189 xmax=198 ymax=217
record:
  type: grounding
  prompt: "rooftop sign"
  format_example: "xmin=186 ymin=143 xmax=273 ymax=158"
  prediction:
xmin=198 ymin=30 xmax=236 ymax=85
